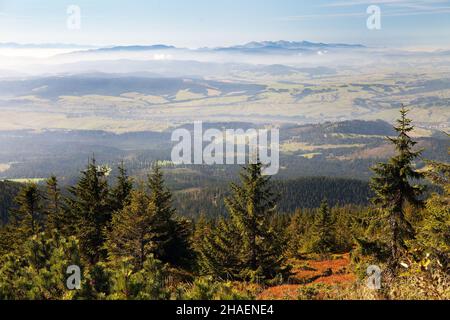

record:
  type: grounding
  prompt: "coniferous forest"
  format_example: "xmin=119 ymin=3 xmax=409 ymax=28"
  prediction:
xmin=0 ymin=108 xmax=448 ymax=300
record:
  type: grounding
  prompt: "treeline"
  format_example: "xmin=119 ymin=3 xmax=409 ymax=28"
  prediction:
xmin=0 ymin=107 xmax=448 ymax=300
xmin=174 ymin=177 xmax=372 ymax=218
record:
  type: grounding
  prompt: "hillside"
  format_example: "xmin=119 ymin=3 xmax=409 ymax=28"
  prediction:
xmin=173 ymin=177 xmax=372 ymax=218
xmin=0 ymin=119 xmax=447 ymax=183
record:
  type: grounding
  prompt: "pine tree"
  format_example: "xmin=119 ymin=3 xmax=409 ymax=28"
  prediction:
xmin=310 ymin=200 xmax=335 ymax=254
xmin=224 ymin=162 xmax=286 ymax=281
xmin=67 ymin=158 xmax=111 ymax=264
xmin=0 ymin=230 xmax=82 ymax=300
xmin=370 ymin=106 xmax=425 ymax=274
xmin=108 ymin=255 xmax=169 ymax=300
xmin=110 ymin=162 xmax=133 ymax=213
xmin=414 ymin=192 xmax=450 ymax=271
xmin=147 ymin=164 xmax=192 ymax=268
xmin=105 ymin=186 xmax=161 ymax=270
xmin=413 ymin=145 xmax=450 ymax=270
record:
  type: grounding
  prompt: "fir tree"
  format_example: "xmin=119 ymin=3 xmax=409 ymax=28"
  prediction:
xmin=370 ymin=106 xmax=425 ymax=273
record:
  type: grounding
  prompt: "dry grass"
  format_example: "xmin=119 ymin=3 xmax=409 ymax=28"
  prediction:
xmin=258 ymin=253 xmax=356 ymax=300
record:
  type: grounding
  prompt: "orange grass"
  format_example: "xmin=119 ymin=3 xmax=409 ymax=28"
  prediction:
xmin=257 ymin=253 xmax=355 ymax=300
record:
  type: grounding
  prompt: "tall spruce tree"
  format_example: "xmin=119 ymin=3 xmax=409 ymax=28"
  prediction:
xmin=224 ymin=162 xmax=286 ymax=281
xmin=147 ymin=164 xmax=193 ymax=268
xmin=310 ymin=200 xmax=335 ymax=254
xmin=45 ymin=176 xmax=65 ymax=232
xmin=12 ymin=183 xmax=43 ymax=239
xmin=370 ymin=106 xmax=425 ymax=274
xmin=110 ymin=162 xmax=133 ymax=213
xmin=67 ymin=158 xmax=111 ymax=264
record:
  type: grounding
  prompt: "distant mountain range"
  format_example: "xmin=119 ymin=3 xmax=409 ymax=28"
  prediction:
xmin=212 ymin=40 xmax=365 ymax=52
xmin=82 ymin=44 xmax=177 ymax=53
xmin=87 ymin=41 xmax=366 ymax=55
xmin=0 ymin=40 xmax=365 ymax=56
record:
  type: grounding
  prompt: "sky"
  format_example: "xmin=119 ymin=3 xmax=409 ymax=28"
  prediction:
xmin=1 ymin=0 xmax=450 ymax=48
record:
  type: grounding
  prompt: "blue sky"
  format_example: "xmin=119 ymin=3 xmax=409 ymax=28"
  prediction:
xmin=1 ymin=0 xmax=449 ymax=48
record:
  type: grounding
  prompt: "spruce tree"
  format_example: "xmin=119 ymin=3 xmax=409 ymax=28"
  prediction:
xmin=192 ymin=213 xmax=211 ymax=254
xmin=0 ymin=183 xmax=43 ymax=254
xmin=310 ymin=200 xmax=335 ymax=254
xmin=224 ymin=162 xmax=286 ymax=281
xmin=45 ymin=176 xmax=65 ymax=232
xmin=147 ymin=164 xmax=192 ymax=268
xmin=105 ymin=186 xmax=160 ymax=270
xmin=370 ymin=106 xmax=424 ymax=273
xmin=12 ymin=183 xmax=43 ymax=239
xmin=110 ymin=162 xmax=133 ymax=213
xmin=197 ymin=218 xmax=242 ymax=279
xmin=67 ymin=158 xmax=111 ymax=264
xmin=286 ymin=209 xmax=310 ymax=258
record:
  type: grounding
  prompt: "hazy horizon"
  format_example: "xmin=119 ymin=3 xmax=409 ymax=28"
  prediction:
xmin=0 ymin=1 xmax=448 ymax=134
xmin=1 ymin=0 xmax=450 ymax=48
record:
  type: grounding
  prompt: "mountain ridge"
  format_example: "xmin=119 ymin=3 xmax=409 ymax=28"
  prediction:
xmin=57 ymin=40 xmax=366 ymax=56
